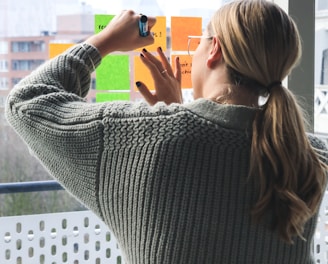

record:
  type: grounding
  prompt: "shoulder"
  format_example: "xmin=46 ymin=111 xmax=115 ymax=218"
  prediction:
xmin=307 ymin=133 xmax=328 ymax=164
xmin=307 ymin=133 xmax=328 ymax=150
xmin=103 ymin=100 xmax=190 ymax=119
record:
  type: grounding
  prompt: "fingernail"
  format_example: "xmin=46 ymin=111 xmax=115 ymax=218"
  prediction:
xmin=177 ymin=56 xmax=179 ymax=61
xmin=136 ymin=81 xmax=141 ymax=87
xmin=140 ymin=53 xmax=144 ymax=57
xmin=142 ymin=48 xmax=148 ymax=52
xmin=159 ymin=46 xmax=162 ymax=52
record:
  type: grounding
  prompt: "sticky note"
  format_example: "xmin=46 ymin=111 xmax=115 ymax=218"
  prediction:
xmin=171 ymin=17 xmax=202 ymax=51
xmin=95 ymin=14 xmax=115 ymax=33
xmin=96 ymin=92 xmax=130 ymax=102
xmin=96 ymin=55 xmax=130 ymax=90
xmin=49 ymin=43 xmax=74 ymax=58
xmin=136 ymin=16 xmax=167 ymax=52
xmin=134 ymin=55 xmax=157 ymax=91
xmin=172 ymin=55 xmax=193 ymax=88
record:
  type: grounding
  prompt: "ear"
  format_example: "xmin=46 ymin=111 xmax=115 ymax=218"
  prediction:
xmin=207 ymin=37 xmax=223 ymax=68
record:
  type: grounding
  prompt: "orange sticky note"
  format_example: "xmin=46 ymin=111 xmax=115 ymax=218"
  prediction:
xmin=49 ymin=43 xmax=75 ymax=58
xmin=136 ymin=16 xmax=167 ymax=52
xmin=172 ymin=55 xmax=193 ymax=89
xmin=171 ymin=17 xmax=202 ymax=51
xmin=134 ymin=55 xmax=157 ymax=91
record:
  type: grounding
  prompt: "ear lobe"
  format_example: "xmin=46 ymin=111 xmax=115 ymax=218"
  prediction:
xmin=207 ymin=37 xmax=223 ymax=68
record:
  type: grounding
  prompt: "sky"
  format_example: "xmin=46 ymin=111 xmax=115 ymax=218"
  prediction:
xmin=80 ymin=0 xmax=222 ymax=15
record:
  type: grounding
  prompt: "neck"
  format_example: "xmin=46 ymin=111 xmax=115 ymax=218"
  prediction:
xmin=200 ymin=64 xmax=259 ymax=107
xmin=205 ymin=83 xmax=259 ymax=107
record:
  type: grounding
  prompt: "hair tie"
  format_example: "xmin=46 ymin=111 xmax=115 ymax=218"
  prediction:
xmin=266 ymin=81 xmax=282 ymax=92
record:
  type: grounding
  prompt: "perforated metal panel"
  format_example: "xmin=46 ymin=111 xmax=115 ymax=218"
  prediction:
xmin=1 ymin=194 xmax=328 ymax=263
xmin=313 ymin=191 xmax=328 ymax=263
xmin=0 ymin=211 xmax=124 ymax=264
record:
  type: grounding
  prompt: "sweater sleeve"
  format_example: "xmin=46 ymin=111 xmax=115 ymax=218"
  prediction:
xmin=5 ymin=43 xmax=105 ymax=219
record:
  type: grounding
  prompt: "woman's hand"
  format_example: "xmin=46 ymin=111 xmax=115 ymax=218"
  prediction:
xmin=86 ymin=10 xmax=156 ymax=57
xmin=136 ymin=47 xmax=182 ymax=105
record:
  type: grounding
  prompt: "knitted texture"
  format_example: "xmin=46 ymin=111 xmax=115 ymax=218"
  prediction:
xmin=5 ymin=44 xmax=328 ymax=264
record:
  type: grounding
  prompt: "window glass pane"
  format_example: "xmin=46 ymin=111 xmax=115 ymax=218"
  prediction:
xmin=315 ymin=0 xmax=328 ymax=133
xmin=0 ymin=60 xmax=8 ymax=72
xmin=318 ymin=0 xmax=328 ymax=11
xmin=0 ymin=41 xmax=8 ymax=54
xmin=0 ymin=0 xmax=327 ymax=216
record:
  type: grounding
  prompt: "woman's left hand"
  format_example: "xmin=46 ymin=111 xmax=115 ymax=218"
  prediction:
xmin=136 ymin=47 xmax=182 ymax=105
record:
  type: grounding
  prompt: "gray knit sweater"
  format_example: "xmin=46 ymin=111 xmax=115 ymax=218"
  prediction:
xmin=5 ymin=44 xmax=328 ymax=264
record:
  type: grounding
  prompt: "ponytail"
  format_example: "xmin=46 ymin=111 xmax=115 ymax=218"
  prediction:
xmin=250 ymin=85 xmax=327 ymax=243
xmin=212 ymin=0 xmax=328 ymax=243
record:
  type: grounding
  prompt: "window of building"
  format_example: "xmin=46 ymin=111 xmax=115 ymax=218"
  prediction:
xmin=0 ymin=95 xmax=6 ymax=107
xmin=11 ymin=41 xmax=46 ymax=53
xmin=0 ymin=60 xmax=8 ymax=72
xmin=0 ymin=77 xmax=9 ymax=90
xmin=12 ymin=78 xmax=22 ymax=86
xmin=321 ymin=49 xmax=328 ymax=84
xmin=0 ymin=41 xmax=8 ymax=54
xmin=12 ymin=60 xmax=45 ymax=71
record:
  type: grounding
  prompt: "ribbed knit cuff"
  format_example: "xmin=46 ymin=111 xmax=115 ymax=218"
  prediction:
xmin=68 ymin=43 xmax=102 ymax=73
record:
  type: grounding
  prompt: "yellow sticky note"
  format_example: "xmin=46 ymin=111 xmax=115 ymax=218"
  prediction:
xmin=172 ymin=55 xmax=193 ymax=89
xmin=171 ymin=17 xmax=202 ymax=51
xmin=134 ymin=55 xmax=157 ymax=91
xmin=136 ymin=16 xmax=167 ymax=52
xmin=49 ymin=43 xmax=75 ymax=59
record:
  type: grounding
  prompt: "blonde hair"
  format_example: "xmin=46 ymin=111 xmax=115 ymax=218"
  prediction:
xmin=211 ymin=0 xmax=327 ymax=243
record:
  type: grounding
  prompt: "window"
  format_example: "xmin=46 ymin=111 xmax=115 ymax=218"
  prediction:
xmin=318 ymin=0 xmax=328 ymax=11
xmin=321 ymin=49 xmax=328 ymax=84
xmin=0 ymin=0 xmax=326 ymax=227
xmin=11 ymin=60 xmax=44 ymax=71
xmin=0 ymin=77 xmax=9 ymax=90
xmin=12 ymin=78 xmax=22 ymax=86
xmin=0 ymin=41 xmax=8 ymax=54
xmin=11 ymin=41 xmax=46 ymax=53
xmin=0 ymin=95 xmax=6 ymax=107
xmin=0 ymin=60 xmax=8 ymax=72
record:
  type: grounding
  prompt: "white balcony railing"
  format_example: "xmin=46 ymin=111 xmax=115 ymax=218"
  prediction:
xmin=315 ymin=85 xmax=328 ymax=134
xmin=0 ymin=210 xmax=124 ymax=264
xmin=1 ymin=192 xmax=328 ymax=264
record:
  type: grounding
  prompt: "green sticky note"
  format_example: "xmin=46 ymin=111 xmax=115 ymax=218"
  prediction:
xmin=95 ymin=14 xmax=115 ymax=33
xmin=96 ymin=55 xmax=130 ymax=90
xmin=96 ymin=92 xmax=130 ymax=102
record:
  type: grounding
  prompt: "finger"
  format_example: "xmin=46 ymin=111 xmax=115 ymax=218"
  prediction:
xmin=156 ymin=47 xmax=174 ymax=76
xmin=140 ymin=52 xmax=164 ymax=81
xmin=175 ymin=56 xmax=182 ymax=83
xmin=141 ymin=48 xmax=167 ymax=76
xmin=135 ymin=81 xmax=157 ymax=105
xmin=147 ymin=16 xmax=156 ymax=28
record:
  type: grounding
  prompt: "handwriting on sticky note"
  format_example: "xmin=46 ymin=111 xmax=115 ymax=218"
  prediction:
xmin=94 ymin=14 xmax=115 ymax=33
xmin=172 ymin=55 xmax=193 ymax=88
xmin=135 ymin=16 xmax=167 ymax=52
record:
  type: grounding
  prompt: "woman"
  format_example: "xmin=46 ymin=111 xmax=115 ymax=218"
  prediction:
xmin=5 ymin=0 xmax=328 ymax=263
